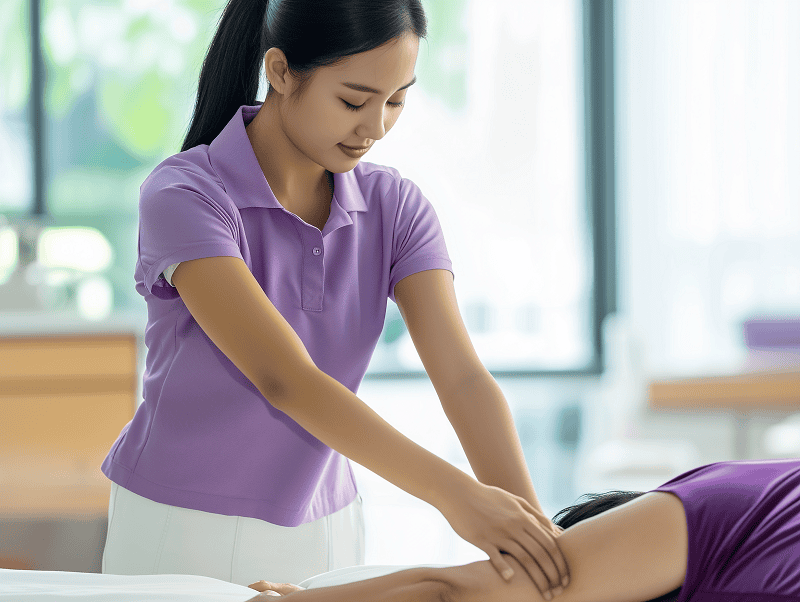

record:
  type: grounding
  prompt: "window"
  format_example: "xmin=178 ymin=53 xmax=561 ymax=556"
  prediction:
xmin=616 ymin=0 xmax=800 ymax=377
xmin=1 ymin=0 xmax=605 ymax=375
xmin=0 ymin=0 xmax=224 ymax=310
xmin=365 ymin=0 xmax=600 ymax=376
xmin=0 ymin=0 xmax=33 ymax=216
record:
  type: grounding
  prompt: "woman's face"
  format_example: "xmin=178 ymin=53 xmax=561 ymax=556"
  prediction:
xmin=267 ymin=32 xmax=420 ymax=172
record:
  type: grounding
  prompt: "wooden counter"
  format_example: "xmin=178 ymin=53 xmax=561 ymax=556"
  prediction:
xmin=648 ymin=370 xmax=800 ymax=458
xmin=0 ymin=332 xmax=138 ymax=518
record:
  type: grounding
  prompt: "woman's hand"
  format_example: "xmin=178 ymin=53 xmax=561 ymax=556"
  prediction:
xmin=247 ymin=580 xmax=306 ymax=596
xmin=436 ymin=481 xmax=570 ymax=599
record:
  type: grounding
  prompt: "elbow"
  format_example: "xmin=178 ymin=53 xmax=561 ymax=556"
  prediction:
xmin=259 ymin=359 xmax=318 ymax=407
xmin=260 ymin=378 xmax=291 ymax=405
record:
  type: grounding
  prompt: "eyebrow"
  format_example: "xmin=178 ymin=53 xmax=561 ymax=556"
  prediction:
xmin=341 ymin=75 xmax=417 ymax=95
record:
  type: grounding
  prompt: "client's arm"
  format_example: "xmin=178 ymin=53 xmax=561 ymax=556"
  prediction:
xmin=241 ymin=567 xmax=448 ymax=602
xmin=242 ymin=491 xmax=687 ymax=602
xmin=441 ymin=490 xmax=688 ymax=602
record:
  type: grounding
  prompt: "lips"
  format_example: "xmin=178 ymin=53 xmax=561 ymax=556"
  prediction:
xmin=341 ymin=144 xmax=370 ymax=150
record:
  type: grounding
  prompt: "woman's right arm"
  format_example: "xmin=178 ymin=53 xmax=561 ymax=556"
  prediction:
xmin=172 ymin=255 xmax=475 ymax=511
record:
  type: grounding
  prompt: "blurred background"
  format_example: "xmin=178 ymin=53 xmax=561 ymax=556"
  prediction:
xmin=2 ymin=0 xmax=800 ymax=575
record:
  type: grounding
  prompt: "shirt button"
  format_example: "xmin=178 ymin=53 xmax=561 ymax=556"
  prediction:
xmin=312 ymin=247 xmax=321 ymax=256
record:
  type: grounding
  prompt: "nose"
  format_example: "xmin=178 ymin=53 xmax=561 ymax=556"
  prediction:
xmin=357 ymin=106 xmax=389 ymax=142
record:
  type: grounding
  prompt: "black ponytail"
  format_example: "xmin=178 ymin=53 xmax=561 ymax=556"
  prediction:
xmin=180 ymin=0 xmax=428 ymax=153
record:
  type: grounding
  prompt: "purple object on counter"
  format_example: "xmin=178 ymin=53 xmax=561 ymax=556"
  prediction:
xmin=743 ymin=318 xmax=800 ymax=349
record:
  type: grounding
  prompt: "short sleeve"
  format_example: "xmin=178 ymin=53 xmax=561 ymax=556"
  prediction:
xmin=650 ymin=460 xmax=793 ymax=601
xmin=388 ymin=177 xmax=454 ymax=303
xmin=138 ymin=169 xmax=244 ymax=300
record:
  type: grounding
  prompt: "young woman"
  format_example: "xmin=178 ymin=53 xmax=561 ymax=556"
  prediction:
xmin=99 ymin=0 xmax=569 ymax=599
xmin=244 ymin=458 xmax=800 ymax=602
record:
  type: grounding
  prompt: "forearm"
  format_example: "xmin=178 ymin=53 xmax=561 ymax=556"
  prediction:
xmin=245 ymin=568 xmax=449 ymax=602
xmin=270 ymin=367 xmax=474 ymax=511
xmin=441 ymin=373 xmax=545 ymax=516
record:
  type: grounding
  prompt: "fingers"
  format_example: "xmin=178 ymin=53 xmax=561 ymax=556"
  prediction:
xmin=248 ymin=581 xmax=271 ymax=592
xmin=518 ymin=498 xmax=550 ymax=523
xmin=519 ymin=500 xmax=562 ymax=537
xmin=496 ymin=539 xmax=554 ymax=599
xmin=486 ymin=544 xmax=518 ymax=583
xmin=517 ymin=500 xmax=570 ymax=588
xmin=517 ymin=527 xmax=566 ymax=589
xmin=247 ymin=580 xmax=284 ymax=595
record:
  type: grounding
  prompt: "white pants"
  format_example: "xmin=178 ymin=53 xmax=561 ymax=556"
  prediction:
xmin=101 ymin=482 xmax=365 ymax=587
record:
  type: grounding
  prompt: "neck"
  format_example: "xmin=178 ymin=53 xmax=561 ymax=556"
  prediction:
xmin=245 ymin=98 xmax=329 ymax=207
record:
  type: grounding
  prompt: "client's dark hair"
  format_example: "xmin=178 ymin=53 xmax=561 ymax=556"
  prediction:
xmin=551 ymin=490 xmax=646 ymax=529
xmin=551 ymin=491 xmax=682 ymax=602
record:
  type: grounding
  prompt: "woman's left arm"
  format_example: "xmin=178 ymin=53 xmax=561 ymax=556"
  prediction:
xmin=437 ymin=372 xmax=553 ymax=525
xmin=393 ymin=269 xmax=553 ymax=528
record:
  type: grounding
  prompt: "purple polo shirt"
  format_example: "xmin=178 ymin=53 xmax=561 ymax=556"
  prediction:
xmin=101 ymin=103 xmax=454 ymax=527
xmin=652 ymin=458 xmax=800 ymax=601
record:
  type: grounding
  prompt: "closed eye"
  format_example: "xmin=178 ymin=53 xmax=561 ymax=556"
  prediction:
xmin=342 ymin=99 xmax=405 ymax=112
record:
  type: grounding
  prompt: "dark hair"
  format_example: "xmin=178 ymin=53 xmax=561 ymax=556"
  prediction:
xmin=552 ymin=491 xmax=682 ymax=602
xmin=180 ymin=0 xmax=428 ymax=152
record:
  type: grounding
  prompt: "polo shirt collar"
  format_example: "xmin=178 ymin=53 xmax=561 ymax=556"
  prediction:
xmin=208 ymin=103 xmax=368 ymax=215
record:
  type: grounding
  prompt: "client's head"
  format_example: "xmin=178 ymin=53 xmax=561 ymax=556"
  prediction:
xmin=551 ymin=490 xmax=681 ymax=602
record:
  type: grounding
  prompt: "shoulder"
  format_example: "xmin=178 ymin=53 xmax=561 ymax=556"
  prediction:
xmin=355 ymin=160 xmax=402 ymax=184
xmin=353 ymin=162 xmax=435 ymax=225
xmin=354 ymin=161 xmax=424 ymax=201
xmin=141 ymin=146 xmax=226 ymax=200
xmin=551 ymin=491 xmax=688 ymax=602
xmin=140 ymin=146 xmax=232 ymax=213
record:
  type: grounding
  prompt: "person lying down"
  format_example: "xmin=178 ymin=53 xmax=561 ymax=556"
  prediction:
xmin=246 ymin=458 xmax=800 ymax=602
xmin=2 ymin=458 xmax=797 ymax=602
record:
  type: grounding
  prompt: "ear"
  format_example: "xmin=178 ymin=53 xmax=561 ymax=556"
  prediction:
xmin=264 ymin=47 xmax=292 ymax=96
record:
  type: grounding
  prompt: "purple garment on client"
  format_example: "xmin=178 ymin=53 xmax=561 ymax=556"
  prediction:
xmin=651 ymin=458 xmax=800 ymax=602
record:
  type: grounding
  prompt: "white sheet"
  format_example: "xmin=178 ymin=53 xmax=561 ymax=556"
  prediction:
xmin=0 ymin=564 xmax=452 ymax=601
xmin=0 ymin=568 xmax=257 ymax=601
